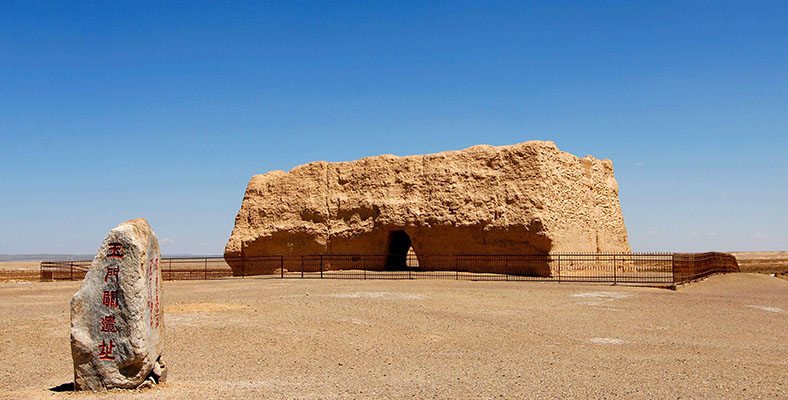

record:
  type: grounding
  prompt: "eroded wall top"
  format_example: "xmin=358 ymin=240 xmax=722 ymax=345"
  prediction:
xmin=225 ymin=140 xmax=630 ymax=259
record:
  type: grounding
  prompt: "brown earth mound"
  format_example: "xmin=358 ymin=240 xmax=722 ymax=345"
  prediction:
xmin=225 ymin=141 xmax=630 ymax=276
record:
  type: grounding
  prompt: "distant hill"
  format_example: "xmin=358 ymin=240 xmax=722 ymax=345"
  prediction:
xmin=730 ymin=251 xmax=788 ymax=275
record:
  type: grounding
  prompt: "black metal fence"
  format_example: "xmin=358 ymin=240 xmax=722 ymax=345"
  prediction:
xmin=40 ymin=252 xmax=738 ymax=287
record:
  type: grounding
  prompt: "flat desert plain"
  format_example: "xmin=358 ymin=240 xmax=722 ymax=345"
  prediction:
xmin=0 ymin=261 xmax=42 ymax=283
xmin=1 ymin=273 xmax=787 ymax=399
xmin=732 ymin=251 xmax=788 ymax=275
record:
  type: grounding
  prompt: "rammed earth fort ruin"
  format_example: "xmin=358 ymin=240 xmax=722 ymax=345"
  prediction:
xmin=224 ymin=141 xmax=630 ymax=277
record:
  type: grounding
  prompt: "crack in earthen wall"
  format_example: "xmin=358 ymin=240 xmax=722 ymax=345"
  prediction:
xmin=324 ymin=162 xmax=331 ymax=252
xmin=421 ymin=154 xmax=427 ymax=229
xmin=492 ymin=148 xmax=503 ymax=227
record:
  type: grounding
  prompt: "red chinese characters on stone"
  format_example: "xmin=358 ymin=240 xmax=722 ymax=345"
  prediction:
xmin=100 ymin=315 xmax=117 ymax=333
xmin=104 ymin=265 xmax=119 ymax=282
xmin=102 ymin=290 xmax=118 ymax=309
xmin=106 ymin=243 xmax=123 ymax=258
xmin=98 ymin=339 xmax=115 ymax=360
xmin=100 ymin=244 xmax=121 ymax=362
xmin=154 ymin=275 xmax=160 ymax=327
xmin=147 ymin=258 xmax=160 ymax=327
xmin=148 ymin=299 xmax=153 ymax=327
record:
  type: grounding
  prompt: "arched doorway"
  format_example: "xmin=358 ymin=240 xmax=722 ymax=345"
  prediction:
xmin=385 ymin=230 xmax=412 ymax=270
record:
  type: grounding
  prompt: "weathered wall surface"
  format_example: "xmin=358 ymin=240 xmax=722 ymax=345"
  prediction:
xmin=225 ymin=141 xmax=630 ymax=275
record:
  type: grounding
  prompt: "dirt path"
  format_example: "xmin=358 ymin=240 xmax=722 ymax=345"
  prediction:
xmin=1 ymin=273 xmax=787 ymax=399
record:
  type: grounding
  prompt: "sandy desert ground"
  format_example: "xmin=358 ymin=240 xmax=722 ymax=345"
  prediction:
xmin=0 ymin=261 xmax=44 ymax=271
xmin=1 ymin=273 xmax=787 ymax=399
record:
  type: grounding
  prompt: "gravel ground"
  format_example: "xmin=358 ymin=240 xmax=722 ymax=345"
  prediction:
xmin=1 ymin=273 xmax=787 ymax=399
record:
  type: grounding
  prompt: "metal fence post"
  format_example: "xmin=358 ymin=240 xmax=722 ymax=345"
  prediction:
xmin=455 ymin=255 xmax=459 ymax=280
xmin=505 ymin=255 xmax=509 ymax=281
xmin=281 ymin=256 xmax=284 ymax=278
xmin=320 ymin=255 xmax=323 ymax=279
xmin=70 ymin=262 xmax=74 ymax=281
xmin=613 ymin=255 xmax=617 ymax=286
xmin=301 ymin=256 xmax=304 ymax=279
xmin=557 ymin=255 xmax=561 ymax=283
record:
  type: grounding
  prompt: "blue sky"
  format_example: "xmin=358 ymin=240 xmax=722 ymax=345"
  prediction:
xmin=1 ymin=1 xmax=786 ymax=254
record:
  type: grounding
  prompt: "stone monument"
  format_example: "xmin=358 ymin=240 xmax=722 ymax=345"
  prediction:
xmin=70 ymin=218 xmax=166 ymax=390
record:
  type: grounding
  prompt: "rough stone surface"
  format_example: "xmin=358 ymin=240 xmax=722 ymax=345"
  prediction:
xmin=71 ymin=218 xmax=166 ymax=390
xmin=225 ymin=141 xmax=630 ymax=275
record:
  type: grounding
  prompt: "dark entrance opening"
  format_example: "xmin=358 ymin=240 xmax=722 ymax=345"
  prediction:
xmin=385 ymin=230 xmax=412 ymax=270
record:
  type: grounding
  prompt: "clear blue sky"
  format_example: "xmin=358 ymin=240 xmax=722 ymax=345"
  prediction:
xmin=1 ymin=1 xmax=786 ymax=255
